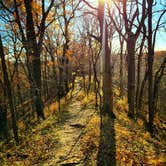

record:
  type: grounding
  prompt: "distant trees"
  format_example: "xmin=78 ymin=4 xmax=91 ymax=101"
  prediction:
xmin=56 ymin=0 xmax=81 ymax=105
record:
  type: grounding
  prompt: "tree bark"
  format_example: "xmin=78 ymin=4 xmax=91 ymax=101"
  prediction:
xmin=0 ymin=35 xmax=19 ymax=144
xmin=24 ymin=0 xmax=44 ymax=120
xmin=127 ymin=33 xmax=136 ymax=118
xmin=147 ymin=0 xmax=154 ymax=133
xmin=136 ymin=29 xmax=146 ymax=114
xmin=98 ymin=0 xmax=114 ymax=117
xmin=119 ymin=38 xmax=124 ymax=96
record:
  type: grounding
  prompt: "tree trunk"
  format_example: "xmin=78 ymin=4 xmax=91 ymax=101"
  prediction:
xmin=138 ymin=70 xmax=148 ymax=110
xmin=136 ymin=32 xmax=145 ymax=114
xmin=0 ymin=35 xmax=19 ymax=144
xmin=0 ymin=104 xmax=9 ymax=140
xmin=98 ymin=0 xmax=114 ymax=117
xmin=87 ymin=59 xmax=92 ymax=94
xmin=24 ymin=0 xmax=44 ymax=120
xmin=102 ymin=35 xmax=114 ymax=116
xmin=147 ymin=0 xmax=154 ymax=133
xmin=153 ymin=57 xmax=166 ymax=117
xmin=127 ymin=33 xmax=136 ymax=118
xmin=119 ymin=38 xmax=124 ymax=96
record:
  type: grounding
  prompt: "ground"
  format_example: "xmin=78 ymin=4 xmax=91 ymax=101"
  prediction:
xmin=0 ymin=81 xmax=166 ymax=166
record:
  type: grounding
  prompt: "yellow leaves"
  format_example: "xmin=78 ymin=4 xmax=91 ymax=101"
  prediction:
xmin=66 ymin=49 xmax=73 ymax=56
xmin=31 ymin=1 xmax=41 ymax=13
xmin=142 ymin=139 xmax=148 ymax=145
xmin=19 ymin=3 xmax=26 ymax=13
xmin=80 ymin=116 xmax=100 ymax=160
xmin=57 ymin=48 xmax=63 ymax=56
xmin=137 ymin=119 xmax=144 ymax=126
xmin=54 ymin=24 xmax=60 ymax=29
xmin=147 ymin=155 xmax=166 ymax=165
xmin=66 ymin=49 xmax=73 ymax=61
xmin=47 ymin=61 xmax=54 ymax=67
xmin=46 ymin=11 xmax=55 ymax=23
xmin=49 ymin=102 xmax=58 ymax=114
xmin=143 ymin=132 xmax=151 ymax=139
xmin=116 ymin=97 xmax=128 ymax=111
xmin=81 ymin=92 xmax=95 ymax=106
xmin=44 ymin=102 xmax=58 ymax=118
xmin=18 ymin=121 xmax=25 ymax=130
xmin=88 ymin=116 xmax=100 ymax=130
xmin=113 ymin=87 xmax=120 ymax=96
xmin=115 ymin=124 xmax=131 ymax=137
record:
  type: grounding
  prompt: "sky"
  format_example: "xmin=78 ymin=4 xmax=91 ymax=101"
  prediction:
xmin=155 ymin=31 xmax=166 ymax=51
xmin=86 ymin=0 xmax=166 ymax=51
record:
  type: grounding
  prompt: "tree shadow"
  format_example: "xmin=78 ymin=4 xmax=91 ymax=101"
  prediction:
xmin=97 ymin=115 xmax=116 ymax=166
xmin=54 ymin=110 xmax=72 ymax=125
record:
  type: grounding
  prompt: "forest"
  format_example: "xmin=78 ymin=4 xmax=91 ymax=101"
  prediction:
xmin=0 ymin=0 xmax=166 ymax=165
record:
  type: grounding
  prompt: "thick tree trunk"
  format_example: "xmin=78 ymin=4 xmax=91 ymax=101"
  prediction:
xmin=147 ymin=0 xmax=154 ymax=133
xmin=136 ymin=33 xmax=145 ymax=114
xmin=127 ymin=33 xmax=136 ymax=118
xmin=62 ymin=1 xmax=70 ymax=95
xmin=0 ymin=105 xmax=9 ymax=140
xmin=24 ymin=0 xmax=44 ymax=120
xmin=102 ymin=37 xmax=114 ymax=116
xmin=97 ymin=1 xmax=116 ymax=164
xmin=98 ymin=0 xmax=114 ymax=117
xmin=153 ymin=57 xmax=166 ymax=117
xmin=138 ymin=70 xmax=148 ymax=110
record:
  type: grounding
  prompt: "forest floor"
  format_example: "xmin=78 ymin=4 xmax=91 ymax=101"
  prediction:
xmin=0 ymin=81 xmax=166 ymax=166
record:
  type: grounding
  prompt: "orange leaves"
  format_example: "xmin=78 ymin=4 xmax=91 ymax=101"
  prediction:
xmin=47 ymin=61 xmax=54 ymax=67
xmin=137 ymin=119 xmax=144 ymax=127
xmin=13 ymin=11 xmax=17 ymax=20
xmin=31 ymin=1 xmax=41 ymax=13
xmin=66 ymin=49 xmax=73 ymax=61
xmin=4 ymin=24 xmax=10 ymax=30
xmin=19 ymin=2 xmax=26 ymax=13
xmin=113 ymin=87 xmax=120 ymax=96
xmin=13 ymin=23 xmax=19 ymax=33
xmin=46 ymin=9 xmax=55 ymax=24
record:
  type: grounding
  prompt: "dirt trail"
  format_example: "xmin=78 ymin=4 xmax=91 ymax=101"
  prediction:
xmin=42 ymin=100 xmax=95 ymax=166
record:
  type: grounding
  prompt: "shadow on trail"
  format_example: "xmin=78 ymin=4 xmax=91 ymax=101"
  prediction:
xmin=97 ymin=115 xmax=116 ymax=166
xmin=54 ymin=110 xmax=72 ymax=125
